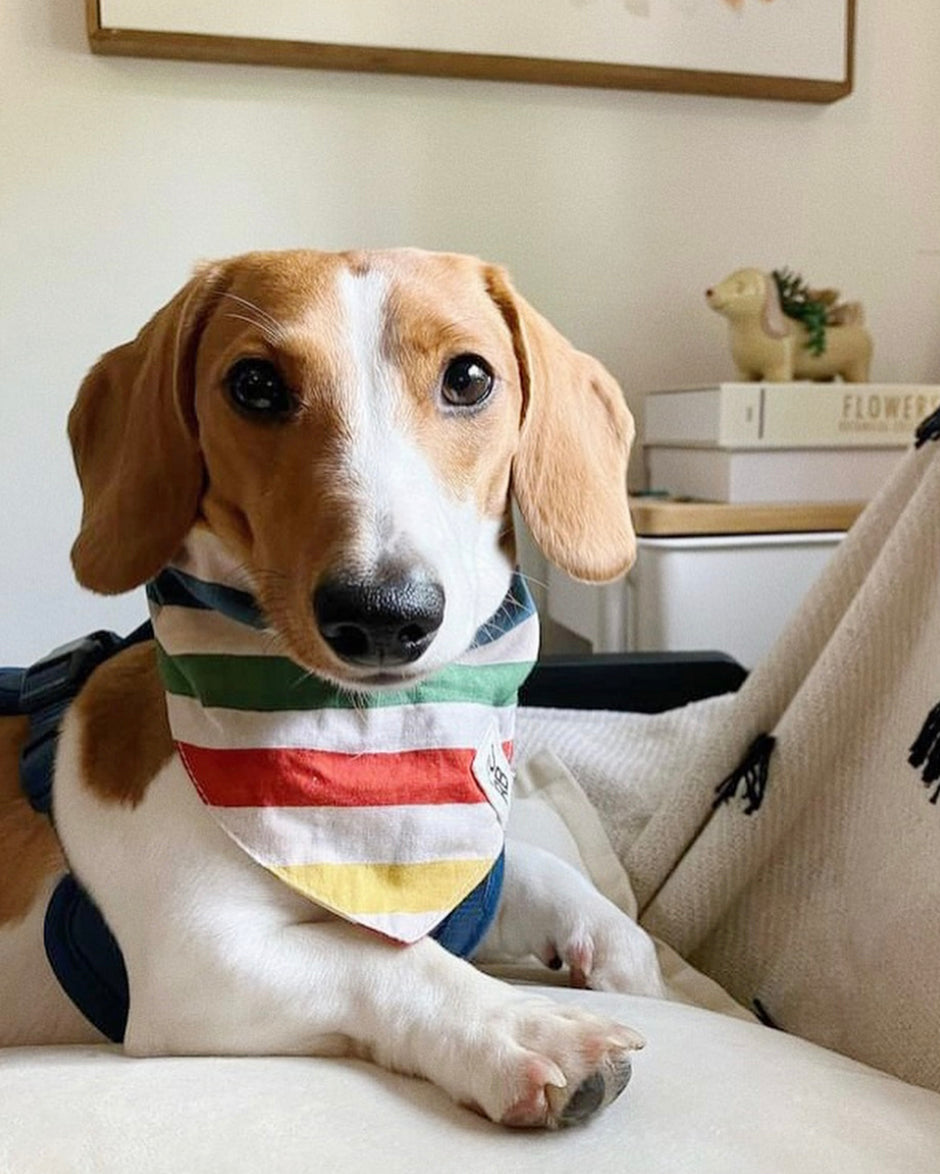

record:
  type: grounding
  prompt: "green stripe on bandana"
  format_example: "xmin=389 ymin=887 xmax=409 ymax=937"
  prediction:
xmin=156 ymin=646 xmax=533 ymax=712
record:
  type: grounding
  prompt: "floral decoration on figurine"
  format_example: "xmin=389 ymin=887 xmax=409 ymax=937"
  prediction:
xmin=706 ymin=267 xmax=873 ymax=383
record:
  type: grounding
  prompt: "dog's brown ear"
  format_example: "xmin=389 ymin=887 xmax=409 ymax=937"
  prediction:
xmin=486 ymin=267 xmax=636 ymax=582
xmin=69 ymin=269 xmax=222 ymax=594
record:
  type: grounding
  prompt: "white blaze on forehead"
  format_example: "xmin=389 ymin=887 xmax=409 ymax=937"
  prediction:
xmin=337 ymin=266 xmax=392 ymax=406
xmin=334 ymin=265 xmax=444 ymax=558
xmin=331 ymin=263 xmax=513 ymax=667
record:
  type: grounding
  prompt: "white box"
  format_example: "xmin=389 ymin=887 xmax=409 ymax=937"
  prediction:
xmin=645 ymin=445 xmax=902 ymax=504
xmin=547 ymin=530 xmax=843 ymax=668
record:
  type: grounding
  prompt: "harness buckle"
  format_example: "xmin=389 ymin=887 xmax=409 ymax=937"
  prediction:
xmin=18 ymin=631 xmax=123 ymax=712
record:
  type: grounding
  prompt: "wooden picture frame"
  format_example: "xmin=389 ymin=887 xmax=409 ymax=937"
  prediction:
xmin=87 ymin=0 xmax=855 ymax=104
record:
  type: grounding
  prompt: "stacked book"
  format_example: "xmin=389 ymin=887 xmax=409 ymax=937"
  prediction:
xmin=643 ymin=383 xmax=940 ymax=503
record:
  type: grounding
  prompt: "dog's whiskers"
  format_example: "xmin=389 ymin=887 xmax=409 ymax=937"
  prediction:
xmin=223 ymin=312 xmax=283 ymax=346
xmin=243 ymin=566 xmax=302 ymax=661
xmin=221 ymin=291 xmax=288 ymax=338
xmin=517 ymin=569 xmax=548 ymax=593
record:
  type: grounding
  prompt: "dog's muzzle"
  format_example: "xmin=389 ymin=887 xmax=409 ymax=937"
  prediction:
xmin=313 ymin=572 xmax=445 ymax=667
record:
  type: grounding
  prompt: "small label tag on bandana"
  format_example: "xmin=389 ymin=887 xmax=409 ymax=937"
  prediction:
xmin=472 ymin=720 xmax=513 ymax=827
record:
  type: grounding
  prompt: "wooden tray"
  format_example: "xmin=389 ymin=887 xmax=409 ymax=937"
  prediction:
xmin=629 ymin=497 xmax=865 ymax=537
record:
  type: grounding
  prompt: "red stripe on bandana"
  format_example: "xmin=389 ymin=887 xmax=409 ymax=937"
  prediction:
xmin=177 ymin=741 xmax=514 ymax=808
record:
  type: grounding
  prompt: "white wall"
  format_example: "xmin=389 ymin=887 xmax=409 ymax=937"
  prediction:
xmin=2 ymin=0 xmax=938 ymax=661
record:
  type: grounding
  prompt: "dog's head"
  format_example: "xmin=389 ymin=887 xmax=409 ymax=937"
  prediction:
xmin=705 ymin=267 xmax=789 ymax=340
xmin=69 ymin=249 xmax=634 ymax=687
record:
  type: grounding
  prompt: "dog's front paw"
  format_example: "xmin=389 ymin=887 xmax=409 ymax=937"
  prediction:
xmin=483 ymin=841 xmax=666 ymax=998
xmin=542 ymin=910 xmax=665 ymax=998
xmin=476 ymin=999 xmax=644 ymax=1129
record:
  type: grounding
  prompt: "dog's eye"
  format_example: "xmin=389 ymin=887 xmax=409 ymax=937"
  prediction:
xmin=441 ymin=354 xmax=495 ymax=408
xmin=225 ymin=358 xmax=295 ymax=419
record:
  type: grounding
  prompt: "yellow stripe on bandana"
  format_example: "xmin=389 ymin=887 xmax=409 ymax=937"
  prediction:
xmin=270 ymin=858 xmax=495 ymax=916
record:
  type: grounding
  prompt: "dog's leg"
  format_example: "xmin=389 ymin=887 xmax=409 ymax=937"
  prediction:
xmin=125 ymin=918 xmax=642 ymax=1129
xmin=473 ymin=839 xmax=665 ymax=997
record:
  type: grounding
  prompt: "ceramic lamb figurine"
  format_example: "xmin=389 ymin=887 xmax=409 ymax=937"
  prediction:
xmin=706 ymin=267 xmax=872 ymax=382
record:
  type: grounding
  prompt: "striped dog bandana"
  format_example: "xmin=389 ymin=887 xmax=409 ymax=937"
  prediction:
xmin=147 ymin=528 xmax=539 ymax=946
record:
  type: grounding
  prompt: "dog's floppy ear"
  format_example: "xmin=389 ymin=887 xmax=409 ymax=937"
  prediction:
xmin=486 ymin=267 xmax=636 ymax=582
xmin=69 ymin=268 xmax=223 ymax=594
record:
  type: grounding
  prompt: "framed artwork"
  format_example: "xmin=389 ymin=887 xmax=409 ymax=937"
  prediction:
xmin=87 ymin=0 xmax=856 ymax=104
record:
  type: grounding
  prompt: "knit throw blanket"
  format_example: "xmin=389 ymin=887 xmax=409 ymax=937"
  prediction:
xmin=515 ymin=412 xmax=940 ymax=1093
xmin=148 ymin=528 xmax=538 ymax=945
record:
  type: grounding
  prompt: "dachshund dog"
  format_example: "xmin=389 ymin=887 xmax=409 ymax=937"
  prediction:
xmin=707 ymin=267 xmax=872 ymax=382
xmin=0 ymin=249 xmax=662 ymax=1129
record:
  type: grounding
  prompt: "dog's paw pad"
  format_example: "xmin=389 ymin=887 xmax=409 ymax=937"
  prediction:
xmin=559 ymin=1071 xmax=606 ymax=1124
xmin=552 ymin=1052 xmax=633 ymax=1127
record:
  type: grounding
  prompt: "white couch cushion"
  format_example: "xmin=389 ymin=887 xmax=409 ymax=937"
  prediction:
xmin=3 ymin=991 xmax=938 ymax=1173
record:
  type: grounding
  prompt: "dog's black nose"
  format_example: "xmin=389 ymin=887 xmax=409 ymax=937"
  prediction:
xmin=313 ymin=573 xmax=445 ymax=667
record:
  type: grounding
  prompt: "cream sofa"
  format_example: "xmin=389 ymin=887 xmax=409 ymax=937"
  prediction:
xmin=4 ymin=990 xmax=939 ymax=1174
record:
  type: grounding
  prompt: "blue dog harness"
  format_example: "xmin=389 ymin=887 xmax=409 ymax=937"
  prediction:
xmin=2 ymin=621 xmax=518 ymax=1043
xmin=1 ymin=627 xmax=150 ymax=1042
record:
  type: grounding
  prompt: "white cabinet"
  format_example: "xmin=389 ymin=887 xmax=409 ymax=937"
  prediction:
xmin=547 ymin=501 xmax=856 ymax=668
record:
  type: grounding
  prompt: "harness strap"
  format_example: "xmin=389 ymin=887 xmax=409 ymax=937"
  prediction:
xmin=16 ymin=624 xmax=152 ymax=817
xmin=44 ymin=874 xmax=130 ymax=1044
xmin=429 ymin=850 xmax=504 ymax=958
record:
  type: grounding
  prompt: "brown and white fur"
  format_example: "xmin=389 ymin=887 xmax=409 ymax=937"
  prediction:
xmin=0 ymin=249 xmax=662 ymax=1129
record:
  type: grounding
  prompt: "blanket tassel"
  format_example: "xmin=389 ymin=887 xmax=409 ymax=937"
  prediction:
xmin=713 ymin=733 xmax=776 ymax=815
xmin=915 ymin=405 xmax=940 ymax=448
xmin=909 ymin=701 xmax=940 ymax=803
